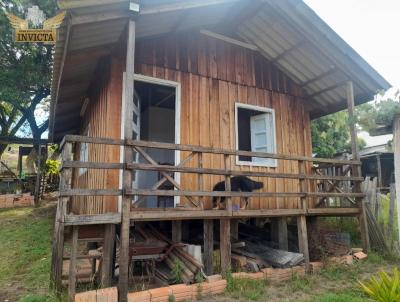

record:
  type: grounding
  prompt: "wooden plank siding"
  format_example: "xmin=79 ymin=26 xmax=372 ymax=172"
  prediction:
xmin=71 ymin=57 xmax=123 ymax=214
xmin=71 ymin=31 xmax=314 ymax=214
xmin=134 ymin=32 xmax=312 ymax=210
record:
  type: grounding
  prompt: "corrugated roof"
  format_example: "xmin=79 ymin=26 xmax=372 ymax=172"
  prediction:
xmin=50 ymin=0 xmax=391 ymax=141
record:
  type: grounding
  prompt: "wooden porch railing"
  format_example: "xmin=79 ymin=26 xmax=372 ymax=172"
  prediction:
xmin=58 ymin=135 xmax=364 ymax=222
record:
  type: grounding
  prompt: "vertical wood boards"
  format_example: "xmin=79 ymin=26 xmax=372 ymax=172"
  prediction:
xmin=71 ymin=57 xmax=123 ymax=215
xmin=134 ymin=31 xmax=312 ymax=211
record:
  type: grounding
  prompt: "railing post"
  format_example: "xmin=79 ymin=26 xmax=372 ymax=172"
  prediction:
xmin=220 ymin=154 xmax=231 ymax=276
xmin=50 ymin=141 xmax=72 ymax=293
xmin=198 ymin=152 xmax=204 ymax=209
xmin=68 ymin=225 xmax=79 ymax=302
xmin=119 ymin=17 xmax=136 ymax=302
xmin=224 ymin=154 xmax=232 ymax=211
xmin=297 ymin=160 xmax=310 ymax=272
xmin=346 ymin=81 xmax=370 ymax=252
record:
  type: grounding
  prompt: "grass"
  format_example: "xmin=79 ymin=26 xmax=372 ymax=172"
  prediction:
xmin=215 ymin=252 xmax=398 ymax=302
xmin=0 ymin=205 xmax=56 ymax=301
xmin=226 ymin=277 xmax=268 ymax=301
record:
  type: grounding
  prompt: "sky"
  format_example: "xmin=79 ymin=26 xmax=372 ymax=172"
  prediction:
xmin=304 ymin=0 xmax=400 ymax=147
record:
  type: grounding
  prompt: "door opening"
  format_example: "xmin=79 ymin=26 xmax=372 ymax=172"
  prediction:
xmin=134 ymin=78 xmax=178 ymax=208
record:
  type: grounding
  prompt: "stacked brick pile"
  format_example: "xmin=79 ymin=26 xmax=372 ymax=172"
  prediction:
xmin=74 ymin=277 xmax=227 ymax=302
xmin=232 ymin=265 xmax=306 ymax=283
xmin=74 ymin=253 xmax=368 ymax=301
xmin=0 ymin=193 xmax=34 ymax=208
xmin=75 ymin=287 xmax=117 ymax=302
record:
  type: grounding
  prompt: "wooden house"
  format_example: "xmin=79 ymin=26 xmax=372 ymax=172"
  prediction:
xmin=48 ymin=0 xmax=390 ymax=300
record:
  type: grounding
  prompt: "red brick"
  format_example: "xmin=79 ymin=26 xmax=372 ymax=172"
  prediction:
xmin=127 ymin=290 xmax=151 ymax=302
xmin=354 ymin=252 xmax=368 ymax=260
xmin=205 ymin=274 xmax=222 ymax=283
xmin=97 ymin=287 xmax=117 ymax=302
xmin=75 ymin=290 xmax=97 ymax=302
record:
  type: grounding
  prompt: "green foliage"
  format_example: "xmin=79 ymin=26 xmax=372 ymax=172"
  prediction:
xmin=44 ymin=159 xmax=60 ymax=176
xmin=289 ymin=274 xmax=311 ymax=293
xmin=359 ymin=268 xmax=400 ymax=302
xmin=172 ymin=260 xmax=184 ymax=284
xmin=167 ymin=294 xmax=176 ymax=302
xmin=311 ymin=111 xmax=365 ymax=158
xmin=19 ymin=293 xmax=65 ymax=302
xmin=357 ymin=95 xmax=400 ymax=132
xmin=376 ymin=193 xmax=399 ymax=245
xmin=226 ymin=277 xmax=267 ymax=301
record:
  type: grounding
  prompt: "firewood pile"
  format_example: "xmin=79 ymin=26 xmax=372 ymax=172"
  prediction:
xmin=121 ymin=225 xmax=203 ymax=285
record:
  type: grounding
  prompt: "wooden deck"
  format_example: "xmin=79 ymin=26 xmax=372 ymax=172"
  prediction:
xmin=57 ymin=134 xmax=364 ymax=224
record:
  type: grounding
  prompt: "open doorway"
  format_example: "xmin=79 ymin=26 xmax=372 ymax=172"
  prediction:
xmin=133 ymin=76 xmax=180 ymax=208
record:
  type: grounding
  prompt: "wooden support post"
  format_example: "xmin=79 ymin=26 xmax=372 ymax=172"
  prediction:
xmin=203 ymin=219 xmax=214 ymax=275
xmin=298 ymin=160 xmax=307 ymax=210
xmin=101 ymin=224 xmax=115 ymax=287
xmin=270 ymin=218 xmax=279 ymax=243
xmin=270 ymin=217 xmax=288 ymax=250
xmin=220 ymin=218 xmax=231 ymax=276
xmin=50 ymin=141 xmax=72 ymax=292
xmin=376 ymin=154 xmax=383 ymax=189
xmin=172 ymin=221 xmax=182 ymax=242
xmin=297 ymin=216 xmax=310 ymax=272
xmin=297 ymin=159 xmax=309 ymax=270
xmin=231 ymin=219 xmax=239 ymax=240
xmin=68 ymin=225 xmax=79 ymax=302
xmin=346 ymin=81 xmax=370 ymax=251
xmin=393 ymin=114 xmax=400 ymax=243
xmin=119 ymin=18 xmax=136 ymax=302
xmin=278 ymin=217 xmax=288 ymax=251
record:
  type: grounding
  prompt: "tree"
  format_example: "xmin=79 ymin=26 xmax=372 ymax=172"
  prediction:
xmin=311 ymin=110 xmax=366 ymax=158
xmin=357 ymin=93 xmax=400 ymax=134
xmin=0 ymin=0 xmax=56 ymax=157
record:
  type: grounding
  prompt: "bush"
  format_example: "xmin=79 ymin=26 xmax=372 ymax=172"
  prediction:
xmin=359 ymin=268 xmax=400 ymax=302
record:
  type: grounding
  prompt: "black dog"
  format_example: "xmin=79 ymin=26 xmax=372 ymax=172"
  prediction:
xmin=212 ymin=176 xmax=264 ymax=209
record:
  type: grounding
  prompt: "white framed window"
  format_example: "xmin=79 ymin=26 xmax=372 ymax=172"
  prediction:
xmin=79 ymin=124 xmax=90 ymax=176
xmin=235 ymin=103 xmax=277 ymax=167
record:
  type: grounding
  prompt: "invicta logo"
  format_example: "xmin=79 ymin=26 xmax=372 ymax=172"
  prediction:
xmin=6 ymin=6 xmax=65 ymax=44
